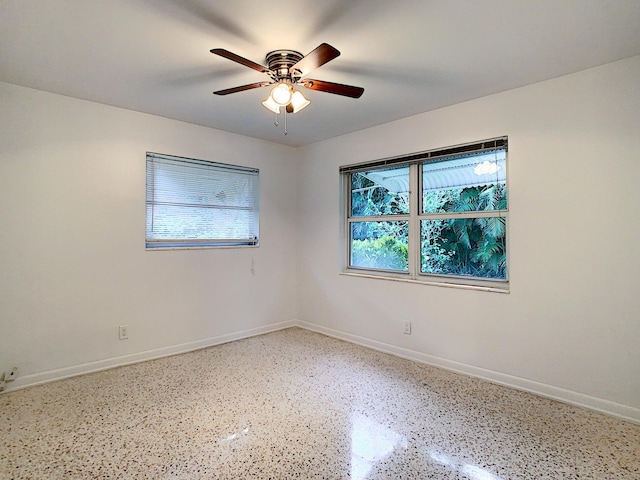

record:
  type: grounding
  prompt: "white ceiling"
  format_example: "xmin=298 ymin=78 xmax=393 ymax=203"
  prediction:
xmin=2 ymin=0 xmax=640 ymax=147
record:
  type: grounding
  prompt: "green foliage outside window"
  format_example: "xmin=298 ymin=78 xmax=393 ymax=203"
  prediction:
xmin=350 ymin=169 xmax=409 ymax=271
xmin=421 ymin=184 xmax=507 ymax=279
xmin=351 ymin=170 xmax=409 ymax=217
xmin=351 ymin=235 xmax=408 ymax=271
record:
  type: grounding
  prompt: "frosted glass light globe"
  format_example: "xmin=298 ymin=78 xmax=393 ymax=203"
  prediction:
xmin=271 ymin=83 xmax=292 ymax=106
xmin=261 ymin=95 xmax=281 ymax=114
xmin=289 ymin=90 xmax=310 ymax=113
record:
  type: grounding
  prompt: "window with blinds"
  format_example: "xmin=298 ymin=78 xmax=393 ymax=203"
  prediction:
xmin=146 ymin=153 xmax=259 ymax=249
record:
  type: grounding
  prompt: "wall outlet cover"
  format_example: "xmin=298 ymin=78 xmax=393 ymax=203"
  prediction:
xmin=404 ymin=321 xmax=412 ymax=335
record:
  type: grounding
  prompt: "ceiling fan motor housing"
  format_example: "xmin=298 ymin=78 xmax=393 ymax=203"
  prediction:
xmin=265 ymin=50 xmax=304 ymax=79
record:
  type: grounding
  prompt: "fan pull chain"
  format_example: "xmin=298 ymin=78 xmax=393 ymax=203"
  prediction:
xmin=274 ymin=112 xmax=279 ymax=127
xmin=283 ymin=110 xmax=288 ymax=135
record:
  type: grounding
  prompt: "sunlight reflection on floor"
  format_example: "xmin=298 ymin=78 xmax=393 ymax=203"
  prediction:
xmin=350 ymin=412 xmax=407 ymax=480
xmin=428 ymin=449 xmax=504 ymax=480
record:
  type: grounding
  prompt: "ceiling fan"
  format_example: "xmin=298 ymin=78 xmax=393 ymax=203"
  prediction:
xmin=210 ymin=43 xmax=364 ymax=133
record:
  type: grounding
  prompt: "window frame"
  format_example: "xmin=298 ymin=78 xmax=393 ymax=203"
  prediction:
xmin=145 ymin=152 xmax=260 ymax=250
xmin=341 ymin=138 xmax=509 ymax=292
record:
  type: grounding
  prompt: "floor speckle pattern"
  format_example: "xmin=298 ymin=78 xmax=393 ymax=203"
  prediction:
xmin=1 ymin=327 xmax=639 ymax=479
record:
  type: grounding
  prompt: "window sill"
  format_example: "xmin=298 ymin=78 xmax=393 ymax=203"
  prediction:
xmin=340 ymin=271 xmax=510 ymax=293
xmin=145 ymin=244 xmax=259 ymax=251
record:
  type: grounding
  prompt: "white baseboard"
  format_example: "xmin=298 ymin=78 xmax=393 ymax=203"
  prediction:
xmin=4 ymin=319 xmax=638 ymax=424
xmin=2 ymin=320 xmax=295 ymax=394
xmin=296 ymin=320 xmax=640 ymax=425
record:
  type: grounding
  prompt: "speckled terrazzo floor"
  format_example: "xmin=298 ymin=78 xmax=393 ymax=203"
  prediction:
xmin=1 ymin=328 xmax=639 ymax=479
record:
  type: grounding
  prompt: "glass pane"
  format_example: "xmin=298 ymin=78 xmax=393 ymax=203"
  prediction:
xmin=351 ymin=166 xmax=410 ymax=216
xmin=421 ymin=217 xmax=506 ymax=279
xmin=422 ymin=150 xmax=507 ymax=213
xmin=350 ymin=221 xmax=409 ymax=271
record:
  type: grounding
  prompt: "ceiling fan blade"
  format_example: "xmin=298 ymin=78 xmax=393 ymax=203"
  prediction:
xmin=301 ymin=79 xmax=364 ymax=98
xmin=290 ymin=43 xmax=340 ymax=76
xmin=210 ymin=48 xmax=271 ymax=74
xmin=213 ymin=81 xmax=272 ymax=95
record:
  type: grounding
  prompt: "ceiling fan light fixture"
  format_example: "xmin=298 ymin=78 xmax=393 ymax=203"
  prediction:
xmin=261 ymin=95 xmax=281 ymax=114
xmin=271 ymin=82 xmax=293 ymax=106
xmin=289 ymin=90 xmax=310 ymax=113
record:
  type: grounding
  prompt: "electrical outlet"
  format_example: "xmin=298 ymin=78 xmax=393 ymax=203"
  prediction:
xmin=119 ymin=325 xmax=129 ymax=340
xmin=0 ymin=367 xmax=18 ymax=391
xmin=403 ymin=320 xmax=412 ymax=335
xmin=4 ymin=367 xmax=18 ymax=382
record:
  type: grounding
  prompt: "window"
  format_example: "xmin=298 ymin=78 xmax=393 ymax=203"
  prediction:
xmin=341 ymin=138 xmax=508 ymax=290
xmin=146 ymin=152 xmax=259 ymax=249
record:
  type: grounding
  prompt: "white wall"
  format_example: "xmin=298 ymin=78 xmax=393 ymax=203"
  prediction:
xmin=0 ymin=82 xmax=299 ymax=387
xmin=296 ymin=56 xmax=640 ymax=421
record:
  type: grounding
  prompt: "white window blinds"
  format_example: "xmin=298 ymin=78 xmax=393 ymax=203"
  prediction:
xmin=146 ymin=153 xmax=259 ymax=248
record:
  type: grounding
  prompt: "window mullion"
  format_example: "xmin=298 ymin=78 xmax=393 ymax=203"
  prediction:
xmin=419 ymin=209 xmax=507 ymax=221
xmin=408 ymin=163 xmax=420 ymax=279
xmin=348 ymin=214 xmax=410 ymax=223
